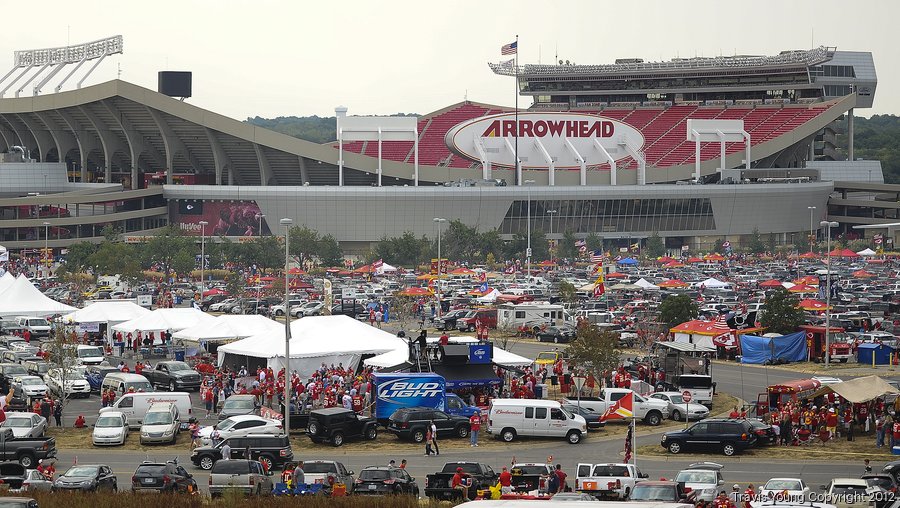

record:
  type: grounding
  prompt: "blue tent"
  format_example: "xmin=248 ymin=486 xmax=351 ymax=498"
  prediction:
xmin=857 ymin=343 xmax=894 ymax=365
xmin=617 ymin=257 xmax=638 ymax=265
xmin=739 ymin=332 xmax=808 ymax=364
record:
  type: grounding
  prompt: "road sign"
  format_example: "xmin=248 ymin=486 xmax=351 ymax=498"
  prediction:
xmin=573 ymin=376 xmax=586 ymax=391
xmin=681 ymin=390 xmax=692 ymax=403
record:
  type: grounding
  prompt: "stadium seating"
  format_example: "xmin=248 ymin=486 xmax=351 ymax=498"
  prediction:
xmin=332 ymin=100 xmax=843 ymax=172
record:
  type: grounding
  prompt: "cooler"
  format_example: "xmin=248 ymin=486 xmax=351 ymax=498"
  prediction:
xmin=537 ymin=383 xmax=548 ymax=399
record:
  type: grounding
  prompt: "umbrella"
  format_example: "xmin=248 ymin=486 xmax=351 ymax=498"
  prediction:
xmin=792 ymin=275 xmax=819 ymax=285
xmin=202 ymin=288 xmax=228 ymax=297
xmin=798 ymin=252 xmax=818 ymax=259
xmin=663 ymin=261 xmax=685 ymax=268
xmin=609 ymin=283 xmax=641 ymax=290
xmin=450 ymin=267 xmax=475 ymax=275
xmin=686 ymin=257 xmax=704 ymax=263
xmin=798 ymin=298 xmax=831 ymax=311
xmin=759 ymin=279 xmax=784 ymax=288
xmin=398 ymin=286 xmax=433 ymax=297
xmin=852 ymin=269 xmax=876 ymax=278
xmin=287 ymin=267 xmax=306 ymax=275
xmin=788 ymin=283 xmax=817 ymax=293
xmin=605 ymin=272 xmax=628 ymax=279
xmin=704 ymin=253 xmax=725 ymax=261
xmin=658 ymin=279 xmax=689 ymax=288
xmin=656 ymin=256 xmax=677 ymax=264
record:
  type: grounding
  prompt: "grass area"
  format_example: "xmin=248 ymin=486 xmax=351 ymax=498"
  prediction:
xmin=22 ymin=491 xmax=449 ymax=507
xmin=639 ymin=431 xmax=893 ymax=461
xmin=47 ymin=427 xmax=192 ymax=452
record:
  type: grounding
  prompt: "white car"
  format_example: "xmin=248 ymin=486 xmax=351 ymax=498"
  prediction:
xmin=46 ymin=368 xmax=91 ymax=398
xmin=208 ymin=298 xmax=237 ymax=312
xmin=822 ymin=478 xmax=869 ymax=508
xmin=673 ymin=462 xmax=724 ymax=502
xmin=12 ymin=375 xmax=48 ymax=400
xmin=2 ymin=412 xmax=48 ymax=438
xmin=198 ymin=415 xmax=282 ymax=445
xmin=140 ymin=402 xmax=180 ymax=445
xmin=759 ymin=478 xmax=810 ymax=502
xmin=92 ymin=411 xmax=129 ymax=446
xmin=650 ymin=392 xmax=711 ymax=421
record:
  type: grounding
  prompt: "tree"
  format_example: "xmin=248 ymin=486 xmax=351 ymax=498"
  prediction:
xmin=317 ymin=234 xmax=344 ymax=267
xmin=746 ymin=228 xmax=766 ymax=254
xmin=288 ymin=226 xmax=319 ymax=264
xmin=766 ymin=232 xmax=777 ymax=253
xmin=760 ymin=288 xmax=805 ymax=334
xmin=371 ymin=232 xmax=430 ymax=267
xmin=585 ymin=232 xmax=603 ymax=254
xmin=645 ymin=232 xmax=665 ymax=258
xmin=558 ymin=281 xmax=577 ymax=306
xmin=558 ymin=230 xmax=578 ymax=260
xmin=45 ymin=325 xmax=77 ymax=419
xmin=565 ymin=322 xmax=621 ymax=382
xmin=63 ymin=242 xmax=96 ymax=273
xmin=171 ymin=248 xmax=196 ymax=278
xmin=251 ymin=236 xmax=284 ymax=274
xmin=225 ymin=271 xmax=246 ymax=300
xmin=143 ymin=225 xmax=193 ymax=276
xmin=100 ymin=224 xmax=122 ymax=242
xmin=658 ymin=294 xmax=699 ymax=329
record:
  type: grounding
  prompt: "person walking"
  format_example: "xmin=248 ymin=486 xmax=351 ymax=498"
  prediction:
xmin=469 ymin=410 xmax=481 ymax=447
xmin=554 ymin=464 xmax=567 ymax=493
xmin=52 ymin=400 xmax=62 ymax=427
xmin=430 ymin=420 xmax=440 ymax=455
xmin=220 ymin=441 xmax=232 ymax=460
xmin=292 ymin=461 xmax=305 ymax=488
xmin=424 ymin=428 xmax=434 ymax=456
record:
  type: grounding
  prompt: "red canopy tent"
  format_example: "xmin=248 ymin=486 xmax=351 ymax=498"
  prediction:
xmin=759 ymin=279 xmax=784 ymax=288
xmin=797 ymin=298 xmax=830 ymax=311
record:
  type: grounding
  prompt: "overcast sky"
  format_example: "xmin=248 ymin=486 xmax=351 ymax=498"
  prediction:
xmin=5 ymin=0 xmax=897 ymax=120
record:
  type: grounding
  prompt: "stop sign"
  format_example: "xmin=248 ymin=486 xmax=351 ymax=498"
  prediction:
xmin=681 ymin=390 xmax=692 ymax=403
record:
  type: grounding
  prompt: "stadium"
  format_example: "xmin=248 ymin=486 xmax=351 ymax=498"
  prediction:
xmin=0 ymin=38 xmax=887 ymax=253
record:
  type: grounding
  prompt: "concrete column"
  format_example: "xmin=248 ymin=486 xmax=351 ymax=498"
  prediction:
xmin=848 ymin=108 xmax=854 ymax=162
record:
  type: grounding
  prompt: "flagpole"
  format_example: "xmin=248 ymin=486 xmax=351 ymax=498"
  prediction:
xmin=631 ymin=418 xmax=637 ymax=467
xmin=515 ymin=34 xmax=519 ymax=186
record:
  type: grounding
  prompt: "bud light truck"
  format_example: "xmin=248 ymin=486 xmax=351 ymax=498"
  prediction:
xmin=373 ymin=373 xmax=479 ymax=425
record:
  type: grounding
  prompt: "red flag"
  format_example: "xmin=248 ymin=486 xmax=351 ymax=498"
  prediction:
xmin=600 ymin=392 xmax=634 ymax=421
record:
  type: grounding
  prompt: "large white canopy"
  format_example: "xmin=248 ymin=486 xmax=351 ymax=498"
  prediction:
xmin=634 ymin=278 xmax=659 ymax=290
xmin=375 ymin=262 xmax=397 ymax=275
xmin=111 ymin=307 xmax=215 ymax=334
xmin=363 ymin=336 xmax=532 ymax=369
xmin=857 ymin=248 xmax=877 ymax=256
xmin=475 ymin=288 xmax=501 ymax=303
xmin=173 ymin=314 xmax=282 ymax=343
xmin=0 ymin=275 xmax=76 ymax=317
xmin=698 ymin=277 xmax=729 ymax=288
xmin=0 ymin=272 xmax=15 ymax=295
xmin=61 ymin=301 xmax=150 ymax=324
xmin=217 ymin=315 xmax=408 ymax=378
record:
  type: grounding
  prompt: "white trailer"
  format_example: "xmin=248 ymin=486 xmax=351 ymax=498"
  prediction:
xmin=497 ymin=302 xmax=569 ymax=331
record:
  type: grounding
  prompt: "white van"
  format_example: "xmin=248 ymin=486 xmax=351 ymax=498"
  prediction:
xmin=14 ymin=317 xmax=50 ymax=338
xmin=101 ymin=373 xmax=153 ymax=395
xmin=139 ymin=402 xmax=180 ymax=444
xmin=487 ymin=398 xmax=587 ymax=444
xmin=100 ymin=391 xmax=192 ymax=428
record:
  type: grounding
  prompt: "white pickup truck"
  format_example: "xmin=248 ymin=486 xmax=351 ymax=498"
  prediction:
xmin=575 ymin=462 xmax=648 ymax=499
xmin=564 ymin=388 xmax=669 ymax=426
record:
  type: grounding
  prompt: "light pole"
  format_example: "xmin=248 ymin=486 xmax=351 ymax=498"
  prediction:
xmin=547 ymin=209 xmax=557 ymax=263
xmin=433 ymin=218 xmax=447 ymax=317
xmin=524 ymin=180 xmax=535 ymax=278
xmin=256 ymin=214 xmax=266 ymax=237
xmin=820 ymin=220 xmax=838 ymax=367
xmin=199 ymin=220 xmax=208 ymax=305
xmin=280 ymin=217 xmax=293 ymax=434
xmin=42 ymin=222 xmax=50 ymax=276
xmin=807 ymin=206 xmax=816 ymax=250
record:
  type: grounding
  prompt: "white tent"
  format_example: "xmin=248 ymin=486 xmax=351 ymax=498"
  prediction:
xmin=857 ymin=248 xmax=877 ymax=256
xmin=111 ymin=307 xmax=215 ymax=335
xmin=0 ymin=272 xmax=15 ymax=295
xmin=217 ymin=315 xmax=408 ymax=378
xmin=173 ymin=314 xmax=282 ymax=343
xmin=475 ymin=288 xmax=501 ymax=303
xmin=634 ymin=278 xmax=659 ymax=290
xmin=699 ymin=277 xmax=729 ymax=288
xmin=62 ymin=301 xmax=150 ymax=325
xmin=376 ymin=262 xmax=398 ymax=275
xmin=363 ymin=336 xmax=532 ymax=369
xmin=0 ymin=275 xmax=76 ymax=317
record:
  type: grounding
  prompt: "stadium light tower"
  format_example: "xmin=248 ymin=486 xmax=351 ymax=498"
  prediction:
xmin=547 ymin=209 xmax=557 ymax=263
xmin=807 ymin=206 xmax=816 ymax=248
xmin=42 ymin=222 xmax=50 ymax=275
xmin=524 ymin=180 xmax=535 ymax=277
xmin=198 ymin=221 xmax=208 ymax=305
xmin=433 ymin=218 xmax=447 ymax=317
xmin=280 ymin=217 xmax=293 ymax=434
xmin=820 ymin=220 xmax=838 ymax=367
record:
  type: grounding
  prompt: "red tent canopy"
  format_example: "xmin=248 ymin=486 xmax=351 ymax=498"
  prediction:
xmin=798 ymin=298 xmax=830 ymax=311
xmin=656 ymin=256 xmax=677 ymax=264
xmin=759 ymin=279 xmax=784 ymax=288
xmin=605 ymin=272 xmax=628 ymax=279
xmin=798 ymin=251 xmax=818 ymax=259
xmin=686 ymin=257 xmax=704 ymax=263
xmin=287 ymin=267 xmax=306 ymax=275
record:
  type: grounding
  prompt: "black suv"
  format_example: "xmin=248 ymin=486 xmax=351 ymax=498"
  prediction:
xmin=306 ymin=407 xmax=378 ymax=447
xmin=433 ymin=309 xmax=466 ymax=331
xmin=355 ymin=466 xmax=419 ymax=496
xmin=661 ymin=418 xmax=756 ymax=456
xmin=387 ymin=407 xmax=470 ymax=443
xmin=190 ymin=434 xmax=293 ymax=471
xmin=131 ymin=461 xmax=198 ymax=493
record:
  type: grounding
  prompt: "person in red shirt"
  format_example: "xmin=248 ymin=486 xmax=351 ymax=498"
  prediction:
xmin=498 ymin=466 xmax=513 ymax=494
xmin=469 ymin=411 xmax=481 ymax=447
xmin=554 ymin=464 xmax=567 ymax=493
xmin=826 ymin=408 xmax=838 ymax=437
xmin=451 ymin=467 xmax=469 ymax=500
xmin=891 ymin=420 xmax=900 ymax=448
xmin=743 ymin=484 xmax=755 ymax=508
xmin=134 ymin=361 xmax=143 ymax=375
xmin=729 ymin=406 xmax=740 ymax=419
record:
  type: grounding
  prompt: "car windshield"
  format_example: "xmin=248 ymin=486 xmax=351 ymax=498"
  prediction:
xmin=831 ymin=486 xmax=867 ymax=496
xmin=77 ymin=347 xmax=103 ymax=358
xmin=560 ymin=407 xmax=574 ymax=419
xmin=65 ymin=466 xmax=99 ymax=477
xmin=536 ymin=353 xmax=557 ymax=362
xmin=592 ymin=465 xmax=629 ymax=477
xmin=765 ymin=480 xmax=802 ymax=490
xmin=95 ymin=416 xmax=123 ymax=428
xmin=675 ymin=471 xmax=716 ymax=484
xmin=304 ymin=463 xmax=338 ymax=474
xmin=167 ymin=363 xmax=191 ymax=372
xmin=20 ymin=378 xmax=42 ymax=386
xmin=667 ymin=395 xmax=684 ymax=404
xmin=631 ymin=485 xmax=675 ymax=501
xmin=223 ymin=399 xmax=255 ymax=410
xmin=513 ymin=465 xmax=548 ymax=475
xmin=359 ymin=469 xmax=391 ymax=481
xmin=27 ymin=319 xmax=47 ymax=327
xmin=135 ymin=465 xmax=167 ymax=475
xmin=143 ymin=412 xmax=173 ymax=425
xmin=865 ymin=477 xmax=893 ymax=489
xmin=3 ymin=418 xmax=32 ymax=428
xmin=216 ymin=419 xmax=236 ymax=431
xmin=5 ymin=366 xmax=26 ymax=375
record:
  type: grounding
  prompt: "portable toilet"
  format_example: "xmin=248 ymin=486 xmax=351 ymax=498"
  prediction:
xmin=856 ymin=343 xmax=893 ymax=365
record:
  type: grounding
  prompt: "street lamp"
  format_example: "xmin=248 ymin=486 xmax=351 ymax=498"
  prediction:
xmin=42 ymin=222 xmax=50 ymax=275
xmin=256 ymin=214 xmax=266 ymax=237
xmin=820 ymin=220 xmax=839 ymax=367
xmin=524 ymin=180 xmax=535 ymax=278
xmin=433 ymin=218 xmax=447 ymax=317
xmin=807 ymin=206 xmax=816 ymax=249
xmin=547 ymin=209 xmax=557 ymax=263
xmin=279 ymin=217 xmax=293 ymax=433
xmin=198 ymin=220 xmax=208 ymax=306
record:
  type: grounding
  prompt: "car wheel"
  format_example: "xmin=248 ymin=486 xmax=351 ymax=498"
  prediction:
xmin=467 ymin=324 xmax=475 ymax=332
xmin=501 ymin=428 xmax=516 ymax=442
xmin=366 ymin=426 xmax=377 ymax=440
xmin=722 ymin=442 xmax=736 ymax=456
xmin=457 ymin=425 xmax=469 ymax=438
xmin=275 ymin=310 xmax=284 ymax=316
xmin=199 ymin=456 xmax=214 ymax=470
xmin=667 ymin=440 xmax=682 ymax=454
xmin=331 ymin=432 xmax=344 ymax=447
xmin=553 ymin=336 xmax=560 ymax=343
xmin=566 ymin=430 xmax=582 ymax=444
xmin=18 ymin=454 xmax=35 ymax=468
xmin=671 ymin=409 xmax=682 ymax=421
xmin=308 ymin=422 xmax=319 ymax=435
xmin=645 ymin=411 xmax=662 ymax=426
xmin=412 ymin=429 xmax=425 ymax=443
xmin=169 ymin=381 xmax=177 ymax=392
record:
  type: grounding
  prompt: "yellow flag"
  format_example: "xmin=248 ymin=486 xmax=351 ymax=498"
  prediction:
xmin=594 ymin=270 xmax=604 ymax=286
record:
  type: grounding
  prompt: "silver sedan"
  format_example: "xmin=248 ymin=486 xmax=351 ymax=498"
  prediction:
xmin=2 ymin=412 xmax=48 ymax=438
xmin=650 ymin=392 xmax=711 ymax=421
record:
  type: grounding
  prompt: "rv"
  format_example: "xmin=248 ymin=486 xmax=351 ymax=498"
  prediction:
xmin=497 ymin=302 xmax=570 ymax=331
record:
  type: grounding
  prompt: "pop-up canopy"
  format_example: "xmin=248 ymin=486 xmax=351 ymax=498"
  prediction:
xmin=0 ymin=275 xmax=76 ymax=317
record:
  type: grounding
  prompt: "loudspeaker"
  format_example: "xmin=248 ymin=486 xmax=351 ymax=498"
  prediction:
xmin=439 ymin=344 xmax=470 ymax=364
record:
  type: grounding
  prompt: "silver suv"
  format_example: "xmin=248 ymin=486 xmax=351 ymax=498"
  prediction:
xmin=209 ymin=459 xmax=273 ymax=497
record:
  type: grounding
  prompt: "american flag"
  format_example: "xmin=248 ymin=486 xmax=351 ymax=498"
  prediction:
xmin=624 ymin=420 xmax=633 ymax=463
xmin=590 ymin=250 xmax=603 ymax=263
xmin=501 ymin=41 xmax=517 ymax=55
